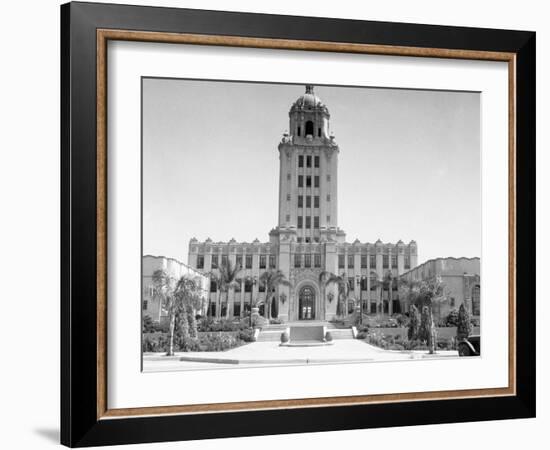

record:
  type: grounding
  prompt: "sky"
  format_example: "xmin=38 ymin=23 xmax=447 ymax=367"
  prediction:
xmin=142 ymin=78 xmax=480 ymax=265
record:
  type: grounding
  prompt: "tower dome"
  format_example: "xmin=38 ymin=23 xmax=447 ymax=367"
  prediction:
xmin=291 ymin=85 xmax=329 ymax=113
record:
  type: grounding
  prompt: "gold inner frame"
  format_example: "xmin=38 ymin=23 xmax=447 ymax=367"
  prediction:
xmin=96 ymin=29 xmax=517 ymax=420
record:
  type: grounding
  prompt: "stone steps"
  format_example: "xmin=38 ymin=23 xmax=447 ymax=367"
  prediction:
xmin=257 ymin=323 xmax=355 ymax=342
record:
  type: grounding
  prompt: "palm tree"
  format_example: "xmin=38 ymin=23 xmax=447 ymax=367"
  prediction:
xmin=259 ymin=270 xmax=291 ymax=320
xmin=319 ymin=271 xmax=350 ymax=317
xmin=209 ymin=260 xmax=242 ymax=319
xmin=369 ymin=271 xmax=384 ymax=315
xmin=152 ymin=270 xmax=202 ymax=356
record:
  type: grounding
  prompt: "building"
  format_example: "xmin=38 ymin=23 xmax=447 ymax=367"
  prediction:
xmin=188 ymin=85 xmax=417 ymax=322
xmin=142 ymin=255 xmax=209 ymax=323
xmin=399 ymin=257 xmax=480 ymax=320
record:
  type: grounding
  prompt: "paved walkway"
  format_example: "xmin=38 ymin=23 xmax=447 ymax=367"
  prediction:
xmin=143 ymin=340 xmax=459 ymax=372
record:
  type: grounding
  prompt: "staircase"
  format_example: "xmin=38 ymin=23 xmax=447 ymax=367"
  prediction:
xmin=256 ymin=321 xmax=355 ymax=342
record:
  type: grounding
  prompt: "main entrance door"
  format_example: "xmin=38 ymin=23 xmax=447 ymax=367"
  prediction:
xmin=299 ymin=286 xmax=315 ymax=320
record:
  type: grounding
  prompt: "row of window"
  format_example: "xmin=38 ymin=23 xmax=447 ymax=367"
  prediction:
xmin=298 ymin=154 xmax=320 ymax=168
xmin=297 ymin=216 xmax=320 ymax=229
xmin=209 ymin=280 xmax=270 ymax=293
xmin=337 ymin=254 xmax=411 ymax=269
xmin=196 ymin=254 xmax=276 ymax=270
xmin=294 ymin=253 xmax=322 ymax=268
xmin=298 ymin=175 xmax=320 ymax=188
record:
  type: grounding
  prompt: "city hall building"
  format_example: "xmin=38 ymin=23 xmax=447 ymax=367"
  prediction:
xmin=187 ymin=86 xmax=418 ymax=322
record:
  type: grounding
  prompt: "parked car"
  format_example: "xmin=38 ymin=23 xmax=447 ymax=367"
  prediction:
xmin=458 ymin=335 xmax=480 ymax=356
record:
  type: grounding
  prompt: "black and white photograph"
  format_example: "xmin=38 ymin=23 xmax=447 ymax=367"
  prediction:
xmin=141 ymin=79 xmax=481 ymax=372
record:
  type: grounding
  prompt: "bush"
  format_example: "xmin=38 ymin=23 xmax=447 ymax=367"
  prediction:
xmin=394 ymin=314 xmax=409 ymax=327
xmin=470 ymin=317 xmax=480 ymax=327
xmin=357 ymin=324 xmax=370 ymax=333
xmin=457 ymin=304 xmax=473 ymax=340
xmin=403 ymin=339 xmax=428 ymax=351
xmin=142 ymin=315 xmax=155 ymax=333
xmin=408 ymin=305 xmax=420 ymax=340
xmin=198 ymin=317 xmax=248 ymax=332
xmin=270 ymin=318 xmax=284 ymax=325
xmin=325 ymin=331 xmax=333 ymax=342
xmin=237 ymin=328 xmax=256 ymax=342
xmin=198 ymin=332 xmax=239 ymax=352
xmin=142 ymin=332 xmax=169 ymax=353
xmin=356 ymin=331 xmax=368 ymax=340
xmin=280 ymin=331 xmax=289 ymax=343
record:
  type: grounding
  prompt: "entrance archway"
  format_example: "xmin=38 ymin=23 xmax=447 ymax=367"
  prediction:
xmin=299 ymin=286 xmax=316 ymax=320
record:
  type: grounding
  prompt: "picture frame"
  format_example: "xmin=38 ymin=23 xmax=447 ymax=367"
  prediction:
xmin=60 ymin=1 xmax=535 ymax=447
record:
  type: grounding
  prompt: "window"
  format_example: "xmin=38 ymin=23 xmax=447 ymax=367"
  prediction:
xmin=348 ymin=255 xmax=354 ymax=268
xmin=197 ymin=255 xmax=204 ymax=269
xmin=236 ymin=255 xmax=243 ymax=268
xmin=450 ymin=297 xmax=455 ymax=308
xmin=294 ymin=253 xmax=302 ymax=268
xmin=370 ymin=274 xmax=377 ymax=290
xmin=404 ymin=255 xmax=411 ymax=269
xmin=306 ymin=196 xmax=311 ymax=208
xmin=233 ymin=304 xmax=241 ymax=317
xmin=472 ymin=285 xmax=480 ymax=315
xmin=305 ymin=217 xmax=311 ymax=228
xmin=298 ymin=216 xmax=303 ymax=228
xmin=142 ymin=300 xmax=148 ymax=310
xmin=211 ymin=255 xmax=218 ymax=269
xmin=348 ymin=277 xmax=355 ymax=290
xmin=305 ymin=120 xmax=314 ymax=135
xmin=234 ymin=282 xmax=241 ymax=292
xmin=286 ymin=193 xmax=291 ymax=201
xmin=391 ymin=254 xmax=397 ymax=268
xmin=298 ymin=155 xmax=304 ymax=167
xmin=259 ymin=283 xmax=265 ymax=292
xmin=314 ymin=196 xmax=319 ymax=208
xmin=306 ymin=176 xmax=311 ymax=187
xmin=338 ymin=254 xmax=345 ymax=268
xmin=304 ymin=254 xmax=311 ymax=268
xmin=259 ymin=255 xmax=266 ymax=269
xmin=314 ymin=254 xmax=321 ymax=268
xmin=317 ymin=128 xmax=321 ymax=137
xmin=383 ymin=255 xmax=389 ymax=268
xmin=269 ymin=255 xmax=276 ymax=268
xmin=369 ymin=254 xmax=376 ymax=268
xmin=361 ymin=277 xmax=368 ymax=290
xmin=314 ymin=155 xmax=320 ymax=167
xmin=361 ymin=255 xmax=367 ymax=268
xmin=297 ymin=237 xmax=303 ymax=243
xmin=305 ymin=237 xmax=311 ymax=243
xmin=287 ymin=173 xmax=291 ymax=180
xmin=314 ymin=175 xmax=320 ymax=187
xmin=210 ymin=280 xmax=217 ymax=292
xmin=314 ymin=216 xmax=319 ymax=229
xmin=245 ymin=255 xmax=252 ymax=269
xmin=326 ymin=194 xmax=330 ymax=202
xmin=221 ymin=255 xmax=228 ymax=267
xmin=306 ymin=155 xmax=311 ymax=167
xmin=297 ymin=126 xmax=301 ymax=136
xmin=244 ymin=280 xmax=252 ymax=292
xmin=285 ymin=214 xmax=290 ymax=222
xmin=298 ymin=175 xmax=303 ymax=187
xmin=327 ymin=215 xmax=331 ymax=223
xmin=314 ymin=237 xmax=319 ymax=243
xmin=327 ymin=174 xmax=331 ymax=182
xmin=298 ymin=195 xmax=303 ymax=207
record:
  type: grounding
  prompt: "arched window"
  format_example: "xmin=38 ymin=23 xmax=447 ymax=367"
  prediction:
xmin=472 ymin=285 xmax=480 ymax=316
xmin=297 ymin=126 xmax=301 ymax=136
xmin=305 ymin=120 xmax=314 ymax=136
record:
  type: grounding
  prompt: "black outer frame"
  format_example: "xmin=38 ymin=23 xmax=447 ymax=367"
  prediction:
xmin=60 ymin=1 xmax=535 ymax=447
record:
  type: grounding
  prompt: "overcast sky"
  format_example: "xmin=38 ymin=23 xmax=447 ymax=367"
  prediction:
xmin=142 ymin=78 xmax=480 ymax=265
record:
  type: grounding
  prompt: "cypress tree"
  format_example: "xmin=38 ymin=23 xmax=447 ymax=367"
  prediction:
xmin=408 ymin=305 xmax=420 ymax=341
xmin=418 ymin=306 xmax=430 ymax=343
xmin=456 ymin=303 xmax=473 ymax=340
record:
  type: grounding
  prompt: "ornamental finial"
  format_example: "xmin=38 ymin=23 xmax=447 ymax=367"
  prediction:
xmin=305 ymin=84 xmax=314 ymax=94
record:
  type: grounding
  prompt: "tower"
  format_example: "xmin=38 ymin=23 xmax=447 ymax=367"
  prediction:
xmin=274 ymin=85 xmax=345 ymax=244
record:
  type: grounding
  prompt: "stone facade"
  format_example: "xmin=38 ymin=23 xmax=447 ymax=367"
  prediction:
xmin=399 ymin=257 xmax=481 ymax=320
xmin=142 ymin=255 xmax=209 ymax=323
xmin=187 ymin=86 xmax=418 ymax=322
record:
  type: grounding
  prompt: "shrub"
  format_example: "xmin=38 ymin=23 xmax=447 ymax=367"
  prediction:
xmin=418 ymin=306 xmax=431 ymax=343
xmin=445 ymin=309 xmax=459 ymax=326
xmin=198 ymin=318 xmax=248 ymax=332
xmin=280 ymin=331 xmax=289 ymax=343
xmin=403 ymin=339 xmax=428 ymax=351
xmin=470 ymin=317 xmax=480 ymax=327
xmin=356 ymin=331 xmax=368 ymax=340
xmin=357 ymin=324 xmax=370 ymax=333
xmin=142 ymin=332 xmax=168 ymax=353
xmin=237 ymin=328 xmax=256 ymax=342
xmin=142 ymin=315 xmax=155 ymax=333
xmin=198 ymin=332 xmax=239 ymax=352
xmin=325 ymin=331 xmax=333 ymax=342
xmin=394 ymin=314 xmax=409 ymax=327
xmin=270 ymin=318 xmax=283 ymax=325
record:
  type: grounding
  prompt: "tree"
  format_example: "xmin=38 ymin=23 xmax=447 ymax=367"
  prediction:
xmin=209 ymin=260 xmax=242 ymax=319
xmin=408 ymin=305 xmax=420 ymax=340
xmin=152 ymin=269 xmax=177 ymax=356
xmin=418 ymin=305 xmax=430 ymax=343
xmin=320 ymin=271 xmax=350 ymax=317
xmin=456 ymin=303 xmax=473 ymax=340
xmin=259 ymin=270 xmax=291 ymax=320
xmin=370 ymin=271 xmax=398 ymax=315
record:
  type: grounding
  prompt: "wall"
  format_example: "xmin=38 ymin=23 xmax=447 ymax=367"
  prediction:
xmin=0 ymin=1 xmax=546 ymax=450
